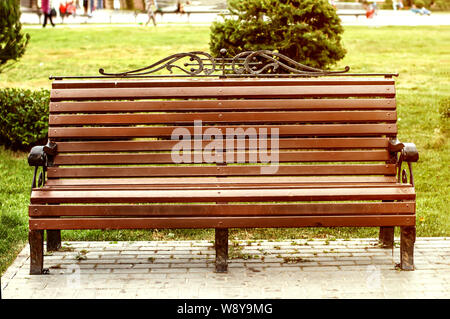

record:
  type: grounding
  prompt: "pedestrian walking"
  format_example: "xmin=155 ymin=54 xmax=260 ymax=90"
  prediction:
xmin=145 ymin=0 xmax=157 ymax=27
xmin=41 ymin=0 xmax=55 ymax=28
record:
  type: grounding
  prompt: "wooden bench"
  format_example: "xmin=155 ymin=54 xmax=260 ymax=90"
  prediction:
xmin=27 ymin=51 xmax=419 ymax=274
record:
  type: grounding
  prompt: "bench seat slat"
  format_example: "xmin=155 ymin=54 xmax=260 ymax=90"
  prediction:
xmin=48 ymin=124 xmax=397 ymax=138
xmin=51 ymin=78 xmax=396 ymax=89
xmin=28 ymin=215 xmax=415 ymax=230
xmin=49 ymin=111 xmax=397 ymax=126
xmin=55 ymin=138 xmax=390 ymax=152
xmin=47 ymin=164 xmax=397 ymax=178
xmin=37 ymin=183 xmax=409 ymax=191
xmin=45 ymin=176 xmax=398 ymax=186
xmin=50 ymin=85 xmax=395 ymax=101
xmin=30 ymin=187 xmax=415 ymax=204
xmin=53 ymin=150 xmax=390 ymax=165
xmin=29 ymin=202 xmax=415 ymax=217
xmin=50 ymin=99 xmax=396 ymax=113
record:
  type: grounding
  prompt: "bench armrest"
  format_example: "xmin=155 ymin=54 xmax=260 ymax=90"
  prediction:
xmin=400 ymin=143 xmax=419 ymax=163
xmin=28 ymin=146 xmax=46 ymax=167
xmin=388 ymin=139 xmax=419 ymax=162
xmin=389 ymin=140 xmax=419 ymax=186
xmin=27 ymin=141 xmax=57 ymax=167
xmin=28 ymin=141 xmax=57 ymax=191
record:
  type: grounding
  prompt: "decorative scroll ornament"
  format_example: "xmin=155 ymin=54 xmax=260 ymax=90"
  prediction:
xmin=51 ymin=49 xmax=398 ymax=80
xmin=98 ymin=51 xmax=217 ymax=76
xmin=98 ymin=49 xmax=349 ymax=77
xmin=231 ymin=50 xmax=350 ymax=76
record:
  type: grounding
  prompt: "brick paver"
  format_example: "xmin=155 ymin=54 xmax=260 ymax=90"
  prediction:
xmin=1 ymin=238 xmax=449 ymax=299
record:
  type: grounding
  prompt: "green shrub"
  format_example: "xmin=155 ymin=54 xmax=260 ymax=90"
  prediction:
xmin=210 ymin=0 xmax=346 ymax=70
xmin=0 ymin=88 xmax=50 ymax=151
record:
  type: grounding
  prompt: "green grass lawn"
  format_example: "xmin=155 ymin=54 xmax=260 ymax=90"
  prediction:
xmin=0 ymin=25 xmax=449 ymax=274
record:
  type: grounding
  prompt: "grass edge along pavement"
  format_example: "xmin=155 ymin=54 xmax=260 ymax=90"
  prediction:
xmin=1 ymin=25 xmax=449 ymax=275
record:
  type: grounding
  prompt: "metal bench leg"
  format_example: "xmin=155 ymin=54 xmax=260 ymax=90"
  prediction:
xmin=47 ymin=230 xmax=61 ymax=251
xmin=29 ymin=230 xmax=44 ymax=275
xmin=215 ymin=228 xmax=228 ymax=273
xmin=379 ymin=226 xmax=394 ymax=248
xmin=400 ymin=226 xmax=415 ymax=270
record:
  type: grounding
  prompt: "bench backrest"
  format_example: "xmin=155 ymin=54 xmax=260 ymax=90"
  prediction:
xmin=47 ymin=78 xmax=398 ymax=183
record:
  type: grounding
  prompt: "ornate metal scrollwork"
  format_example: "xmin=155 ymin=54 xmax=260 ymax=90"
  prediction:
xmin=97 ymin=49 xmax=350 ymax=78
xmin=231 ymin=50 xmax=350 ymax=76
xmin=49 ymin=49 xmax=397 ymax=80
xmin=98 ymin=51 xmax=217 ymax=77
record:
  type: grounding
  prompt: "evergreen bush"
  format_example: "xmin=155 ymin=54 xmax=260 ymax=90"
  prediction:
xmin=210 ymin=0 xmax=346 ymax=70
xmin=0 ymin=0 xmax=30 ymax=72
xmin=0 ymin=88 xmax=50 ymax=151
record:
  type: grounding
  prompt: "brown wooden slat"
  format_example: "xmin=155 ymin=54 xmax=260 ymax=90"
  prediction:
xmin=45 ymin=176 xmax=398 ymax=186
xmin=38 ymin=183 xmax=410 ymax=191
xmin=48 ymin=124 xmax=397 ymax=138
xmin=49 ymin=111 xmax=397 ymax=126
xmin=47 ymin=164 xmax=397 ymax=178
xmin=29 ymin=202 xmax=415 ymax=217
xmin=50 ymin=85 xmax=395 ymax=101
xmin=56 ymin=138 xmax=390 ymax=153
xmin=52 ymin=78 xmax=396 ymax=89
xmin=53 ymin=150 xmax=390 ymax=165
xmin=50 ymin=99 xmax=396 ymax=113
xmin=29 ymin=215 xmax=415 ymax=230
xmin=30 ymin=187 xmax=415 ymax=204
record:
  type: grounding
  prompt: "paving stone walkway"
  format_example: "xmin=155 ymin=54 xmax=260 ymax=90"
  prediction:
xmin=2 ymin=238 xmax=449 ymax=299
xmin=21 ymin=10 xmax=450 ymax=26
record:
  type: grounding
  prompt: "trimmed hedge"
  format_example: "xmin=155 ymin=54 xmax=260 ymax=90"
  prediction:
xmin=0 ymin=88 xmax=50 ymax=151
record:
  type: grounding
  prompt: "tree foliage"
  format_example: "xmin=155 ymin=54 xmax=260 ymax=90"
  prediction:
xmin=0 ymin=0 xmax=30 ymax=72
xmin=210 ymin=0 xmax=346 ymax=69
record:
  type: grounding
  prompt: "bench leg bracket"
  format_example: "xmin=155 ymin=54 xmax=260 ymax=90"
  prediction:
xmin=29 ymin=230 xmax=44 ymax=275
xmin=215 ymin=228 xmax=228 ymax=273
xmin=47 ymin=230 xmax=61 ymax=251
xmin=379 ymin=226 xmax=395 ymax=248
xmin=400 ymin=226 xmax=415 ymax=271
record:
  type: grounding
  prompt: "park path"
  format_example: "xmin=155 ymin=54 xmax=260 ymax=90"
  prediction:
xmin=20 ymin=10 xmax=450 ymax=27
xmin=2 ymin=237 xmax=449 ymax=299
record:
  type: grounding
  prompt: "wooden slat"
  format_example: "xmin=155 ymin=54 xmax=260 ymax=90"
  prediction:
xmin=29 ymin=215 xmax=415 ymax=230
xmin=50 ymin=99 xmax=396 ymax=113
xmin=47 ymin=164 xmax=397 ymax=178
xmin=56 ymin=138 xmax=390 ymax=153
xmin=50 ymin=85 xmax=395 ymax=101
xmin=45 ymin=176 xmax=399 ymax=186
xmin=48 ymin=124 xmax=397 ymax=138
xmin=30 ymin=187 xmax=415 ymax=204
xmin=38 ymin=183 xmax=409 ymax=191
xmin=53 ymin=150 xmax=390 ymax=165
xmin=49 ymin=111 xmax=397 ymax=126
xmin=29 ymin=202 xmax=415 ymax=217
xmin=51 ymin=78 xmax=396 ymax=89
